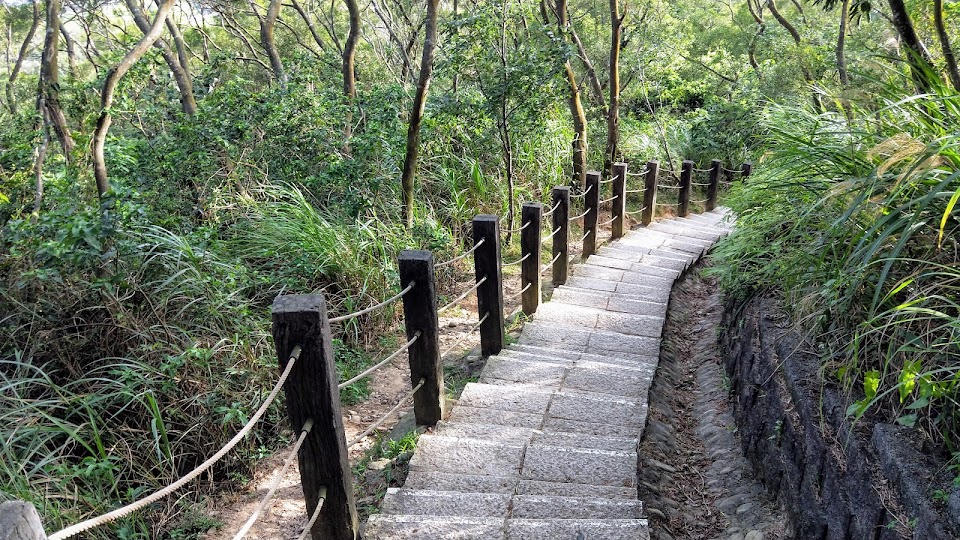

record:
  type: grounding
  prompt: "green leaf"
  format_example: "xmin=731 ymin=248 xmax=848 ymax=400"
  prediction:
xmin=938 ymin=185 xmax=960 ymax=248
xmin=895 ymin=414 xmax=917 ymax=427
xmin=898 ymin=360 xmax=920 ymax=403
xmin=905 ymin=396 xmax=930 ymax=410
xmin=864 ymin=369 xmax=881 ymax=401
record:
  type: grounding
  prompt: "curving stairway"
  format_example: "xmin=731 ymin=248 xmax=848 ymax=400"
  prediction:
xmin=364 ymin=209 xmax=734 ymax=540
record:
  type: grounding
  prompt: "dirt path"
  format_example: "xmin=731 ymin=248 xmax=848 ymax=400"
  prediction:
xmin=638 ymin=265 xmax=787 ymax=540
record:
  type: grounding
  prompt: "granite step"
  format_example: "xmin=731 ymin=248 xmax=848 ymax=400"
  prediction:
xmin=549 ymin=287 xmax=669 ymax=318
xmin=379 ymin=489 xmax=645 ymax=520
xmin=402 ymin=471 xmax=636 ymax=499
xmin=505 ymin=518 xmax=650 ymax=540
xmin=517 ymin=322 xmax=661 ymax=357
xmin=531 ymin=302 xmax=665 ymax=338
xmin=363 ymin=514 xmax=505 ymax=540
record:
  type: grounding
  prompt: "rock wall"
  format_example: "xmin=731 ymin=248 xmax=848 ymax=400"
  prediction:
xmin=721 ymin=297 xmax=959 ymax=540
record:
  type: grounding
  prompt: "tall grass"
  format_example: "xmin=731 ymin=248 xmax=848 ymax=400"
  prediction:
xmin=710 ymin=74 xmax=960 ymax=450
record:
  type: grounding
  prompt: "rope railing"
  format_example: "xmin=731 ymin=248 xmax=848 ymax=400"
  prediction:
xmin=338 ymin=333 xmax=421 ymax=389
xmin=658 ymin=168 xmax=677 ymax=176
xmin=506 ymin=282 xmax=532 ymax=301
xmin=568 ymin=184 xmax=594 ymax=199
xmin=625 ymin=168 xmax=649 ymax=176
xmin=599 ymin=216 xmax=617 ymax=227
xmin=347 ymin=378 xmax=426 ymax=448
xmin=658 ymin=184 xmax=682 ymax=190
xmin=440 ymin=312 xmax=490 ymax=357
xmin=542 ymin=226 xmax=562 ymax=243
xmin=690 ymin=197 xmax=709 ymax=204
xmin=47 ymin=346 xmax=305 ymax=540
xmin=503 ymin=252 xmax=531 ymax=267
xmin=693 ymin=167 xmax=714 ymax=173
xmin=503 ymin=220 xmax=531 ymax=234
xmin=690 ymin=181 xmax=711 ymax=187
xmin=438 ymin=276 xmax=488 ymax=315
xmin=569 ymin=207 xmax=591 ymax=221
xmin=625 ymin=188 xmax=645 ymax=194
xmin=435 ymin=238 xmax=485 ymax=268
xmin=296 ymin=487 xmax=328 ymax=540
xmin=722 ymin=167 xmax=743 ymax=174
xmin=233 ymin=418 xmax=315 ymax=540
xmin=625 ymin=206 xmax=648 ymax=215
xmin=540 ymin=252 xmax=562 ymax=275
xmin=580 ymin=230 xmax=591 ymax=243
xmin=329 ymin=282 xmax=415 ymax=323
xmin=541 ymin=199 xmax=562 ymax=217
xmin=599 ymin=195 xmax=619 ymax=204
xmin=599 ymin=175 xmax=619 ymax=185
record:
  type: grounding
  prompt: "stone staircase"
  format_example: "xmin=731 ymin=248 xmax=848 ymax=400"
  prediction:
xmin=364 ymin=209 xmax=734 ymax=540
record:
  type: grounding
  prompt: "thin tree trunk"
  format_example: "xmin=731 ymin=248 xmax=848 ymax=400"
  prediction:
xmin=343 ymin=0 xmax=360 ymax=150
xmin=837 ymin=0 xmax=850 ymax=86
xmin=59 ymin=22 xmax=77 ymax=77
xmin=568 ymin=17 xmax=605 ymax=110
xmin=933 ymin=0 xmax=960 ymax=92
xmin=550 ymin=0 xmax=586 ymax=186
xmin=32 ymin=104 xmax=50 ymax=222
xmin=767 ymin=0 xmax=821 ymax=110
xmin=604 ymin=0 xmax=622 ymax=177
xmin=6 ymin=0 xmax=40 ymax=114
xmin=125 ymin=0 xmax=197 ymax=114
xmin=92 ymin=0 xmax=174 ymax=199
xmin=38 ymin=0 xmax=74 ymax=159
xmin=886 ymin=0 xmax=932 ymax=92
xmin=370 ymin=0 xmax=412 ymax=83
xmin=290 ymin=0 xmax=327 ymax=52
xmin=254 ymin=0 xmax=285 ymax=84
xmin=400 ymin=0 xmax=440 ymax=229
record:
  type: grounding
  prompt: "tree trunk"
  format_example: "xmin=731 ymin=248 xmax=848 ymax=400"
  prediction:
xmin=290 ymin=0 xmax=327 ymax=52
xmin=604 ymin=0 xmax=622 ymax=177
xmin=6 ymin=0 xmax=40 ymax=114
xmin=59 ymin=21 xmax=77 ymax=77
xmin=255 ymin=0 xmax=285 ymax=84
xmin=551 ymin=0 xmax=587 ymax=186
xmin=343 ymin=0 xmax=360 ymax=150
xmin=125 ymin=0 xmax=197 ymax=115
xmin=92 ymin=0 xmax=174 ymax=199
xmin=837 ymin=0 xmax=850 ymax=86
xmin=400 ymin=0 xmax=440 ymax=229
xmin=933 ymin=0 xmax=960 ymax=92
xmin=767 ymin=0 xmax=821 ymax=110
xmin=32 ymin=105 xmax=50 ymax=222
xmin=37 ymin=0 xmax=74 ymax=159
xmin=568 ymin=16 xmax=605 ymax=110
xmin=886 ymin=0 xmax=933 ymax=92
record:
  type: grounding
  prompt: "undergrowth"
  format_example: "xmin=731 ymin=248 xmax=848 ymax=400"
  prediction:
xmin=710 ymin=73 xmax=960 ymax=456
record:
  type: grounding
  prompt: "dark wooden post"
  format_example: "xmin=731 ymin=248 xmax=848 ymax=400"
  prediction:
xmin=472 ymin=215 xmax=504 ymax=357
xmin=611 ymin=162 xmax=627 ymax=239
xmin=741 ymin=162 xmax=753 ymax=182
xmin=520 ymin=202 xmax=542 ymax=315
xmin=706 ymin=159 xmax=721 ymax=212
xmin=551 ymin=187 xmax=570 ymax=286
xmin=641 ymin=160 xmax=659 ymax=226
xmin=678 ymin=160 xmax=693 ymax=218
xmin=584 ymin=171 xmax=600 ymax=256
xmin=398 ymin=250 xmax=443 ymax=426
xmin=272 ymin=294 xmax=359 ymax=540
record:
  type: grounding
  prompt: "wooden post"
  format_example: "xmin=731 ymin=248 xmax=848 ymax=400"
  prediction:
xmin=678 ymin=160 xmax=693 ymax=218
xmin=0 ymin=501 xmax=47 ymax=540
xmin=641 ymin=160 xmax=659 ymax=226
xmin=611 ymin=162 xmax=627 ymax=239
xmin=398 ymin=250 xmax=444 ymax=425
xmin=272 ymin=294 xmax=359 ymax=540
xmin=741 ymin=162 xmax=753 ymax=182
xmin=706 ymin=159 xmax=721 ymax=212
xmin=551 ymin=186 xmax=570 ymax=285
xmin=584 ymin=171 xmax=600 ymax=256
xmin=472 ymin=215 xmax=504 ymax=357
xmin=520 ymin=202 xmax=542 ymax=315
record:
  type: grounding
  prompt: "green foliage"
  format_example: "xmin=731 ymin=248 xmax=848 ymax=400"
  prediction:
xmin=710 ymin=74 xmax=960 ymax=447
